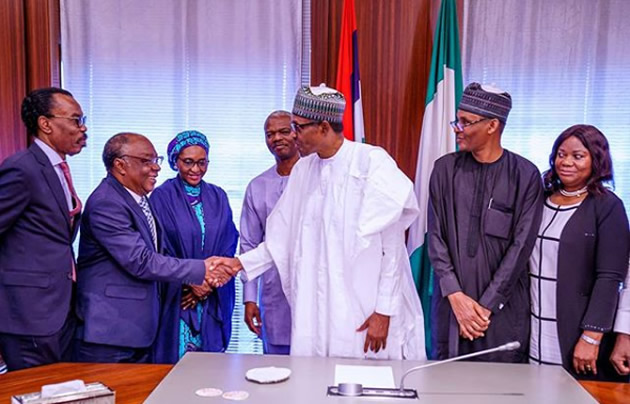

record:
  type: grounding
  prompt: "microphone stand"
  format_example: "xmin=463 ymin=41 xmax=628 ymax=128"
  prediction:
xmin=399 ymin=341 xmax=520 ymax=390
xmin=327 ymin=341 xmax=521 ymax=399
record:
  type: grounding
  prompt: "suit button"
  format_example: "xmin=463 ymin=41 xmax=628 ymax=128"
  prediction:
xmin=67 ymin=272 xmax=73 ymax=280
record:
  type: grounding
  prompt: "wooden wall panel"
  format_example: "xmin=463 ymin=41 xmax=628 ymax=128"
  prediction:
xmin=0 ymin=0 xmax=60 ymax=164
xmin=0 ymin=0 xmax=27 ymax=163
xmin=358 ymin=0 xmax=432 ymax=180
xmin=24 ymin=0 xmax=61 ymax=89
xmin=311 ymin=0 xmax=343 ymax=89
xmin=311 ymin=0 xmax=460 ymax=181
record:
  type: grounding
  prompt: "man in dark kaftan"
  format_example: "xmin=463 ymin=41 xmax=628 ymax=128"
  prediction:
xmin=428 ymin=83 xmax=544 ymax=362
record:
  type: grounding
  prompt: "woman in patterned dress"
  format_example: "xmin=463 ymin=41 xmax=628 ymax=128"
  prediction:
xmin=528 ymin=124 xmax=628 ymax=381
xmin=151 ymin=130 xmax=238 ymax=363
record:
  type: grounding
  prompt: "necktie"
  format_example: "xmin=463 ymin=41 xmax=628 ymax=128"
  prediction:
xmin=139 ymin=196 xmax=158 ymax=249
xmin=58 ymin=161 xmax=82 ymax=218
xmin=58 ymin=161 xmax=80 ymax=281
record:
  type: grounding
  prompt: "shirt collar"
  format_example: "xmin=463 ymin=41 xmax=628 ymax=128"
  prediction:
xmin=34 ymin=138 xmax=64 ymax=167
xmin=124 ymin=187 xmax=144 ymax=204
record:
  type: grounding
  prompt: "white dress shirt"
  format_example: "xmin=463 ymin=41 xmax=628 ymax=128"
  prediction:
xmin=34 ymin=138 xmax=73 ymax=210
xmin=124 ymin=187 xmax=158 ymax=250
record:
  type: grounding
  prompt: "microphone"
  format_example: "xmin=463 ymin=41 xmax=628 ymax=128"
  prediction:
xmin=327 ymin=341 xmax=521 ymax=399
xmin=328 ymin=341 xmax=521 ymax=399
xmin=399 ymin=341 xmax=521 ymax=390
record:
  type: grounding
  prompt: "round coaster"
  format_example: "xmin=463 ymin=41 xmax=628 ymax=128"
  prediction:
xmin=222 ymin=390 xmax=250 ymax=401
xmin=195 ymin=387 xmax=223 ymax=397
xmin=245 ymin=366 xmax=291 ymax=384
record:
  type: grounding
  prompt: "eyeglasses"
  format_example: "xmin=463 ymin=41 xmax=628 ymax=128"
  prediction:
xmin=48 ymin=115 xmax=87 ymax=128
xmin=120 ymin=155 xmax=164 ymax=166
xmin=449 ymin=118 xmax=489 ymax=131
xmin=178 ymin=158 xmax=208 ymax=169
xmin=290 ymin=121 xmax=320 ymax=133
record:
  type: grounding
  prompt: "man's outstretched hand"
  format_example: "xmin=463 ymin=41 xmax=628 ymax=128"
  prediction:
xmin=203 ymin=256 xmax=243 ymax=288
xmin=203 ymin=258 xmax=229 ymax=287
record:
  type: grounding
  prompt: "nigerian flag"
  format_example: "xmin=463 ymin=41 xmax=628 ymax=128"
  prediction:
xmin=407 ymin=0 xmax=463 ymax=358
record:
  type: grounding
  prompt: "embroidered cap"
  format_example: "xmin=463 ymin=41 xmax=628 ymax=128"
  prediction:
xmin=459 ymin=82 xmax=512 ymax=124
xmin=292 ymin=84 xmax=346 ymax=124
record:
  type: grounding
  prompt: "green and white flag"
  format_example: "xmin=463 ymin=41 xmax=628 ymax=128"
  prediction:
xmin=407 ymin=0 xmax=463 ymax=357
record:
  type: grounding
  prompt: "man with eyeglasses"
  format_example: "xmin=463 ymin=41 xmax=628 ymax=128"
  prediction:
xmin=240 ymin=110 xmax=299 ymax=355
xmin=0 ymin=87 xmax=87 ymax=370
xmin=209 ymin=85 xmax=426 ymax=360
xmin=73 ymin=132 xmax=227 ymax=363
xmin=427 ymin=82 xmax=544 ymax=363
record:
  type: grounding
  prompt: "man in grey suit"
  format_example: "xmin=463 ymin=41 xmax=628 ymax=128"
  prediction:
xmin=74 ymin=133 xmax=224 ymax=363
xmin=0 ymin=87 xmax=87 ymax=370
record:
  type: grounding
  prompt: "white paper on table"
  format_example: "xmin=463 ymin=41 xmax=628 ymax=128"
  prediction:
xmin=334 ymin=364 xmax=396 ymax=389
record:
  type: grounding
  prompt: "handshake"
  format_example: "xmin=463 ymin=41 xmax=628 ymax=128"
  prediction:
xmin=202 ymin=256 xmax=243 ymax=288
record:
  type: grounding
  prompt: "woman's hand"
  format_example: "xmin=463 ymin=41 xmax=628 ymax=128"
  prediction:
xmin=190 ymin=280 xmax=213 ymax=299
xmin=573 ymin=331 xmax=603 ymax=375
xmin=181 ymin=289 xmax=199 ymax=310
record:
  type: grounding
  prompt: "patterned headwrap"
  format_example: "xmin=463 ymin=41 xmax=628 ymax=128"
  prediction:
xmin=458 ymin=82 xmax=512 ymax=124
xmin=167 ymin=130 xmax=210 ymax=171
xmin=292 ymin=84 xmax=345 ymax=124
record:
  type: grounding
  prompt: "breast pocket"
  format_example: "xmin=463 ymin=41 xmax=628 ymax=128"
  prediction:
xmin=484 ymin=199 xmax=514 ymax=240
xmin=1 ymin=270 xmax=51 ymax=288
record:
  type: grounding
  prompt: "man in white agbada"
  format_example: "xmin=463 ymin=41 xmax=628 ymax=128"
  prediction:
xmin=211 ymin=85 xmax=425 ymax=359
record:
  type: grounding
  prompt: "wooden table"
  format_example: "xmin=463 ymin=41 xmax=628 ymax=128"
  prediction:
xmin=0 ymin=363 xmax=170 ymax=403
xmin=0 ymin=363 xmax=627 ymax=403
xmin=580 ymin=380 xmax=630 ymax=404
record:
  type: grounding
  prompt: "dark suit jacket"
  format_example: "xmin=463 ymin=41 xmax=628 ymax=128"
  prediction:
xmin=556 ymin=190 xmax=629 ymax=380
xmin=0 ymin=143 xmax=79 ymax=336
xmin=76 ymin=175 xmax=205 ymax=349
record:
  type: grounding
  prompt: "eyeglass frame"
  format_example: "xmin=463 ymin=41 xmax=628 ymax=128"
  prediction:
xmin=47 ymin=115 xmax=87 ymax=128
xmin=290 ymin=120 xmax=320 ymax=133
xmin=119 ymin=155 xmax=164 ymax=167
xmin=449 ymin=117 xmax=490 ymax=132
xmin=177 ymin=157 xmax=209 ymax=169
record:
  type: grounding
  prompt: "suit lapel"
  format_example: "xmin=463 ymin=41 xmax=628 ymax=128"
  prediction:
xmin=30 ymin=143 xmax=71 ymax=230
xmin=147 ymin=199 xmax=164 ymax=252
xmin=106 ymin=175 xmax=157 ymax=251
